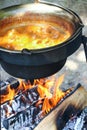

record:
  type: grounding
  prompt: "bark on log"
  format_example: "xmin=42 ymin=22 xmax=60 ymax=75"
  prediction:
xmin=34 ymin=85 xmax=87 ymax=130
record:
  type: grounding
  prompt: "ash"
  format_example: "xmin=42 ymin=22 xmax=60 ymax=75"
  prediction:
xmin=63 ymin=107 xmax=87 ymax=130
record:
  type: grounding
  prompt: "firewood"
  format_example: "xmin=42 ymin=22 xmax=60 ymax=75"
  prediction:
xmin=34 ymin=85 xmax=87 ymax=130
xmin=0 ymin=78 xmax=19 ymax=95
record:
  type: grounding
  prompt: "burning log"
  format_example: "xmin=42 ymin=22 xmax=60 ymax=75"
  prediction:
xmin=1 ymin=83 xmax=87 ymax=130
xmin=6 ymin=77 xmax=20 ymax=89
xmin=1 ymin=76 xmax=87 ymax=130
xmin=63 ymin=107 xmax=87 ymax=130
xmin=34 ymin=84 xmax=87 ymax=130
xmin=2 ymin=105 xmax=42 ymax=130
xmin=1 ymin=85 xmax=42 ymax=130
xmin=0 ymin=78 xmax=19 ymax=96
xmin=1 ymin=87 xmax=39 ymax=118
xmin=0 ymin=78 xmax=34 ymax=104
xmin=0 ymin=81 xmax=9 ymax=95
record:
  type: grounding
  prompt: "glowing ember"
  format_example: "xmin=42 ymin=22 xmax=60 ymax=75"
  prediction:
xmin=1 ymin=74 xmax=70 ymax=114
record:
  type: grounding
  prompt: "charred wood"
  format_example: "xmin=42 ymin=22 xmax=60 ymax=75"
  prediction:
xmin=0 ymin=78 xmax=19 ymax=96
xmin=6 ymin=77 xmax=19 ymax=89
xmin=1 ymin=81 xmax=87 ymax=130
xmin=2 ymin=104 xmax=42 ymax=130
xmin=63 ymin=107 xmax=87 ymax=130
xmin=34 ymin=85 xmax=87 ymax=130
xmin=1 ymin=86 xmax=39 ymax=116
xmin=0 ymin=81 xmax=9 ymax=95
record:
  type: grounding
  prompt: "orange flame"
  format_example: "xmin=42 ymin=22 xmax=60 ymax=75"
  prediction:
xmin=1 ymin=74 xmax=70 ymax=115
xmin=1 ymin=80 xmax=33 ymax=104
xmin=37 ymin=74 xmax=67 ymax=114
xmin=1 ymin=85 xmax=16 ymax=104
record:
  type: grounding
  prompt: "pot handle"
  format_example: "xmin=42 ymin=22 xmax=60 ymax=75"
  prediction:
xmin=82 ymin=36 xmax=87 ymax=62
xmin=21 ymin=49 xmax=34 ymax=55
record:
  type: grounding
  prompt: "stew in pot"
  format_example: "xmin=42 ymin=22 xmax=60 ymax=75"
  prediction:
xmin=0 ymin=21 xmax=74 ymax=50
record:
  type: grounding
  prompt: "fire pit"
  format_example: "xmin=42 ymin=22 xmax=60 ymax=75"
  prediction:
xmin=1 ymin=76 xmax=87 ymax=130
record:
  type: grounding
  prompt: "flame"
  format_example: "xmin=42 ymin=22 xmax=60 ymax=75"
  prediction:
xmin=37 ymin=84 xmax=52 ymax=98
xmin=18 ymin=79 xmax=33 ymax=92
xmin=1 ymin=74 xmax=70 ymax=115
xmin=37 ymin=74 xmax=67 ymax=114
xmin=1 ymin=80 xmax=33 ymax=104
xmin=1 ymin=85 xmax=16 ymax=104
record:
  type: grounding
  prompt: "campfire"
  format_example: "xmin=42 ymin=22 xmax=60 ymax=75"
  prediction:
xmin=1 ymin=74 xmax=87 ymax=130
xmin=0 ymin=1 xmax=87 ymax=130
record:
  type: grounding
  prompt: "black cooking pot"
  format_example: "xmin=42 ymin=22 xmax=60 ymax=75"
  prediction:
xmin=0 ymin=1 xmax=86 ymax=79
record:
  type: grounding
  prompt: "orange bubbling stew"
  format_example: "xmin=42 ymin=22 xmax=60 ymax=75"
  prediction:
xmin=0 ymin=16 xmax=74 ymax=51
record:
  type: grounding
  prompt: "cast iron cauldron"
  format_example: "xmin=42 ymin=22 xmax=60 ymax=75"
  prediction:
xmin=0 ymin=1 xmax=86 ymax=79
